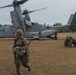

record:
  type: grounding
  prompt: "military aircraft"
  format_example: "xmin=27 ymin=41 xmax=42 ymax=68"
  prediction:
xmin=0 ymin=0 xmax=76 ymax=39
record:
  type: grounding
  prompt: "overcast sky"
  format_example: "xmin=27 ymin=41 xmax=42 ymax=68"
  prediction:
xmin=0 ymin=0 xmax=76 ymax=25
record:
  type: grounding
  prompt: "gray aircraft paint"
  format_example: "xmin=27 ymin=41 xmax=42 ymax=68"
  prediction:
xmin=0 ymin=0 xmax=75 ymax=38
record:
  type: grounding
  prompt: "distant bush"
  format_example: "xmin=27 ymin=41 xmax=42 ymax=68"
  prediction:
xmin=53 ymin=23 xmax=62 ymax=26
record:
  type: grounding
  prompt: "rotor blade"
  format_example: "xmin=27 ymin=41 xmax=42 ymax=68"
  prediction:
xmin=17 ymin=0 xmax=28 ymax=5
xmin=28 ymin=7 xmax=48 ymax=13
xmin=0 ymin=4 xmax=13 ymax=9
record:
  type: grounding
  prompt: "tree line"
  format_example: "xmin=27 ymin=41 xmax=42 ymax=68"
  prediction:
xmin=53 ymin=23 xmax=76 ymax=32
xmin=0 ymin=23 xmax=76 ymax=32
xmin=0 ymin=24 xmax=12 ymax=27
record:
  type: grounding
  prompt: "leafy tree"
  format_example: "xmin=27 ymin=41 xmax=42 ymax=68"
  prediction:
xmin=0 ymin=24 xmax=3 ymax=27
xmin=4 ymin=24 xmax=11 ymax=26
xmin=53 ymin=23 xmax=62 ymax=26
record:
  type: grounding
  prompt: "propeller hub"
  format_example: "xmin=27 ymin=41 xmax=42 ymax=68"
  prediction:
xmin=23 ymin=10 xmax=28 ymax=15
xmin=13 ymin=1 xmax=19 ymax=7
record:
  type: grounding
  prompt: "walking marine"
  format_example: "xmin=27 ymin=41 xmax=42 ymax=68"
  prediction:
xmin=13 ymin=29 xmax=31 ymax=75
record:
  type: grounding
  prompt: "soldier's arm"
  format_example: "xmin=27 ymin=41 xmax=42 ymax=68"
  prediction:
xmin=13 ymin=39 xmax=17 ymax=49
xmin=22 ymin=38 xmax=28 ymax=46
xmin=13 ymin=39 xmax=16 ymax=49
xmin=22 ymin=38 xmax=28 ymax=51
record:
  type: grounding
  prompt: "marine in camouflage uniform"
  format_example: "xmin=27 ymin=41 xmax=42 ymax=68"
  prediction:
xmin=71 ymin=38 xmax=76 ymax=47
xmin=13 ymin=29 xmax=31 ymax=75
xmin=64 ymin=36 xmax=72 ymax=47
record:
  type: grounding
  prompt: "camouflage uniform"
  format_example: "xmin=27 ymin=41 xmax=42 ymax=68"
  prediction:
xmin=71 ymin=38 xmax=76 ymax=47
xmin=13 ymin=30 xmax=31 ymax=75
xmin=68 ymin=36 xmax=72 ymax=47
xmin=64 ymin=36 xmax=72 ymax=47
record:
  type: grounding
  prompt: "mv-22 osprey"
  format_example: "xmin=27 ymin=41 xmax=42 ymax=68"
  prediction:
xmin=0 ymin=0 xmax=76 ymax=39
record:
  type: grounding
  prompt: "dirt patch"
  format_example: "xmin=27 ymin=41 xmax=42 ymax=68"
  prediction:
xmin=0 ymin=33 xmax=76 ymax=75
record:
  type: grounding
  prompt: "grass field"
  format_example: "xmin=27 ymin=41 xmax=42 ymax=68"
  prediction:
xmin=0 ymin=33 xmax=76 ymax=75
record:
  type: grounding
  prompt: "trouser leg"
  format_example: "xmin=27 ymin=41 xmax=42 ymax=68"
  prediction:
xmin=15 ymin=62 xmax=21 ymax=75
xmin=68 ymin=41 xmax=72 ymax=47
xmin=21 ymin=53 xmax=31 ymax=72
xmin=14 ymin=53 xmax=21 ymax=75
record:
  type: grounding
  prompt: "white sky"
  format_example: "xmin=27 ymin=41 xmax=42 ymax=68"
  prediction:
xmin=0 ymin=0 xmax=76 ymax=25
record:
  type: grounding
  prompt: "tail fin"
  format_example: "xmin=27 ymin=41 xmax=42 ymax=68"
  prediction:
xmin=67 ymin=14 xmax=74 ymax=25
xmin=68 ymin=12 xmax=76 ymax=31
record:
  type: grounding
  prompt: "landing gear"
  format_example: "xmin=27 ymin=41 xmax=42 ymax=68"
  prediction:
xmin=47 ymin=32 xmax=58 ymax=40
xmin=54 ymin=32 xmax=57 ymax=40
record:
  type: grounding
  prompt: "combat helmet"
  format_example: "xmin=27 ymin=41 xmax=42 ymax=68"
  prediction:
xmin=16 ymin=29 xmax=24 ymax=35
